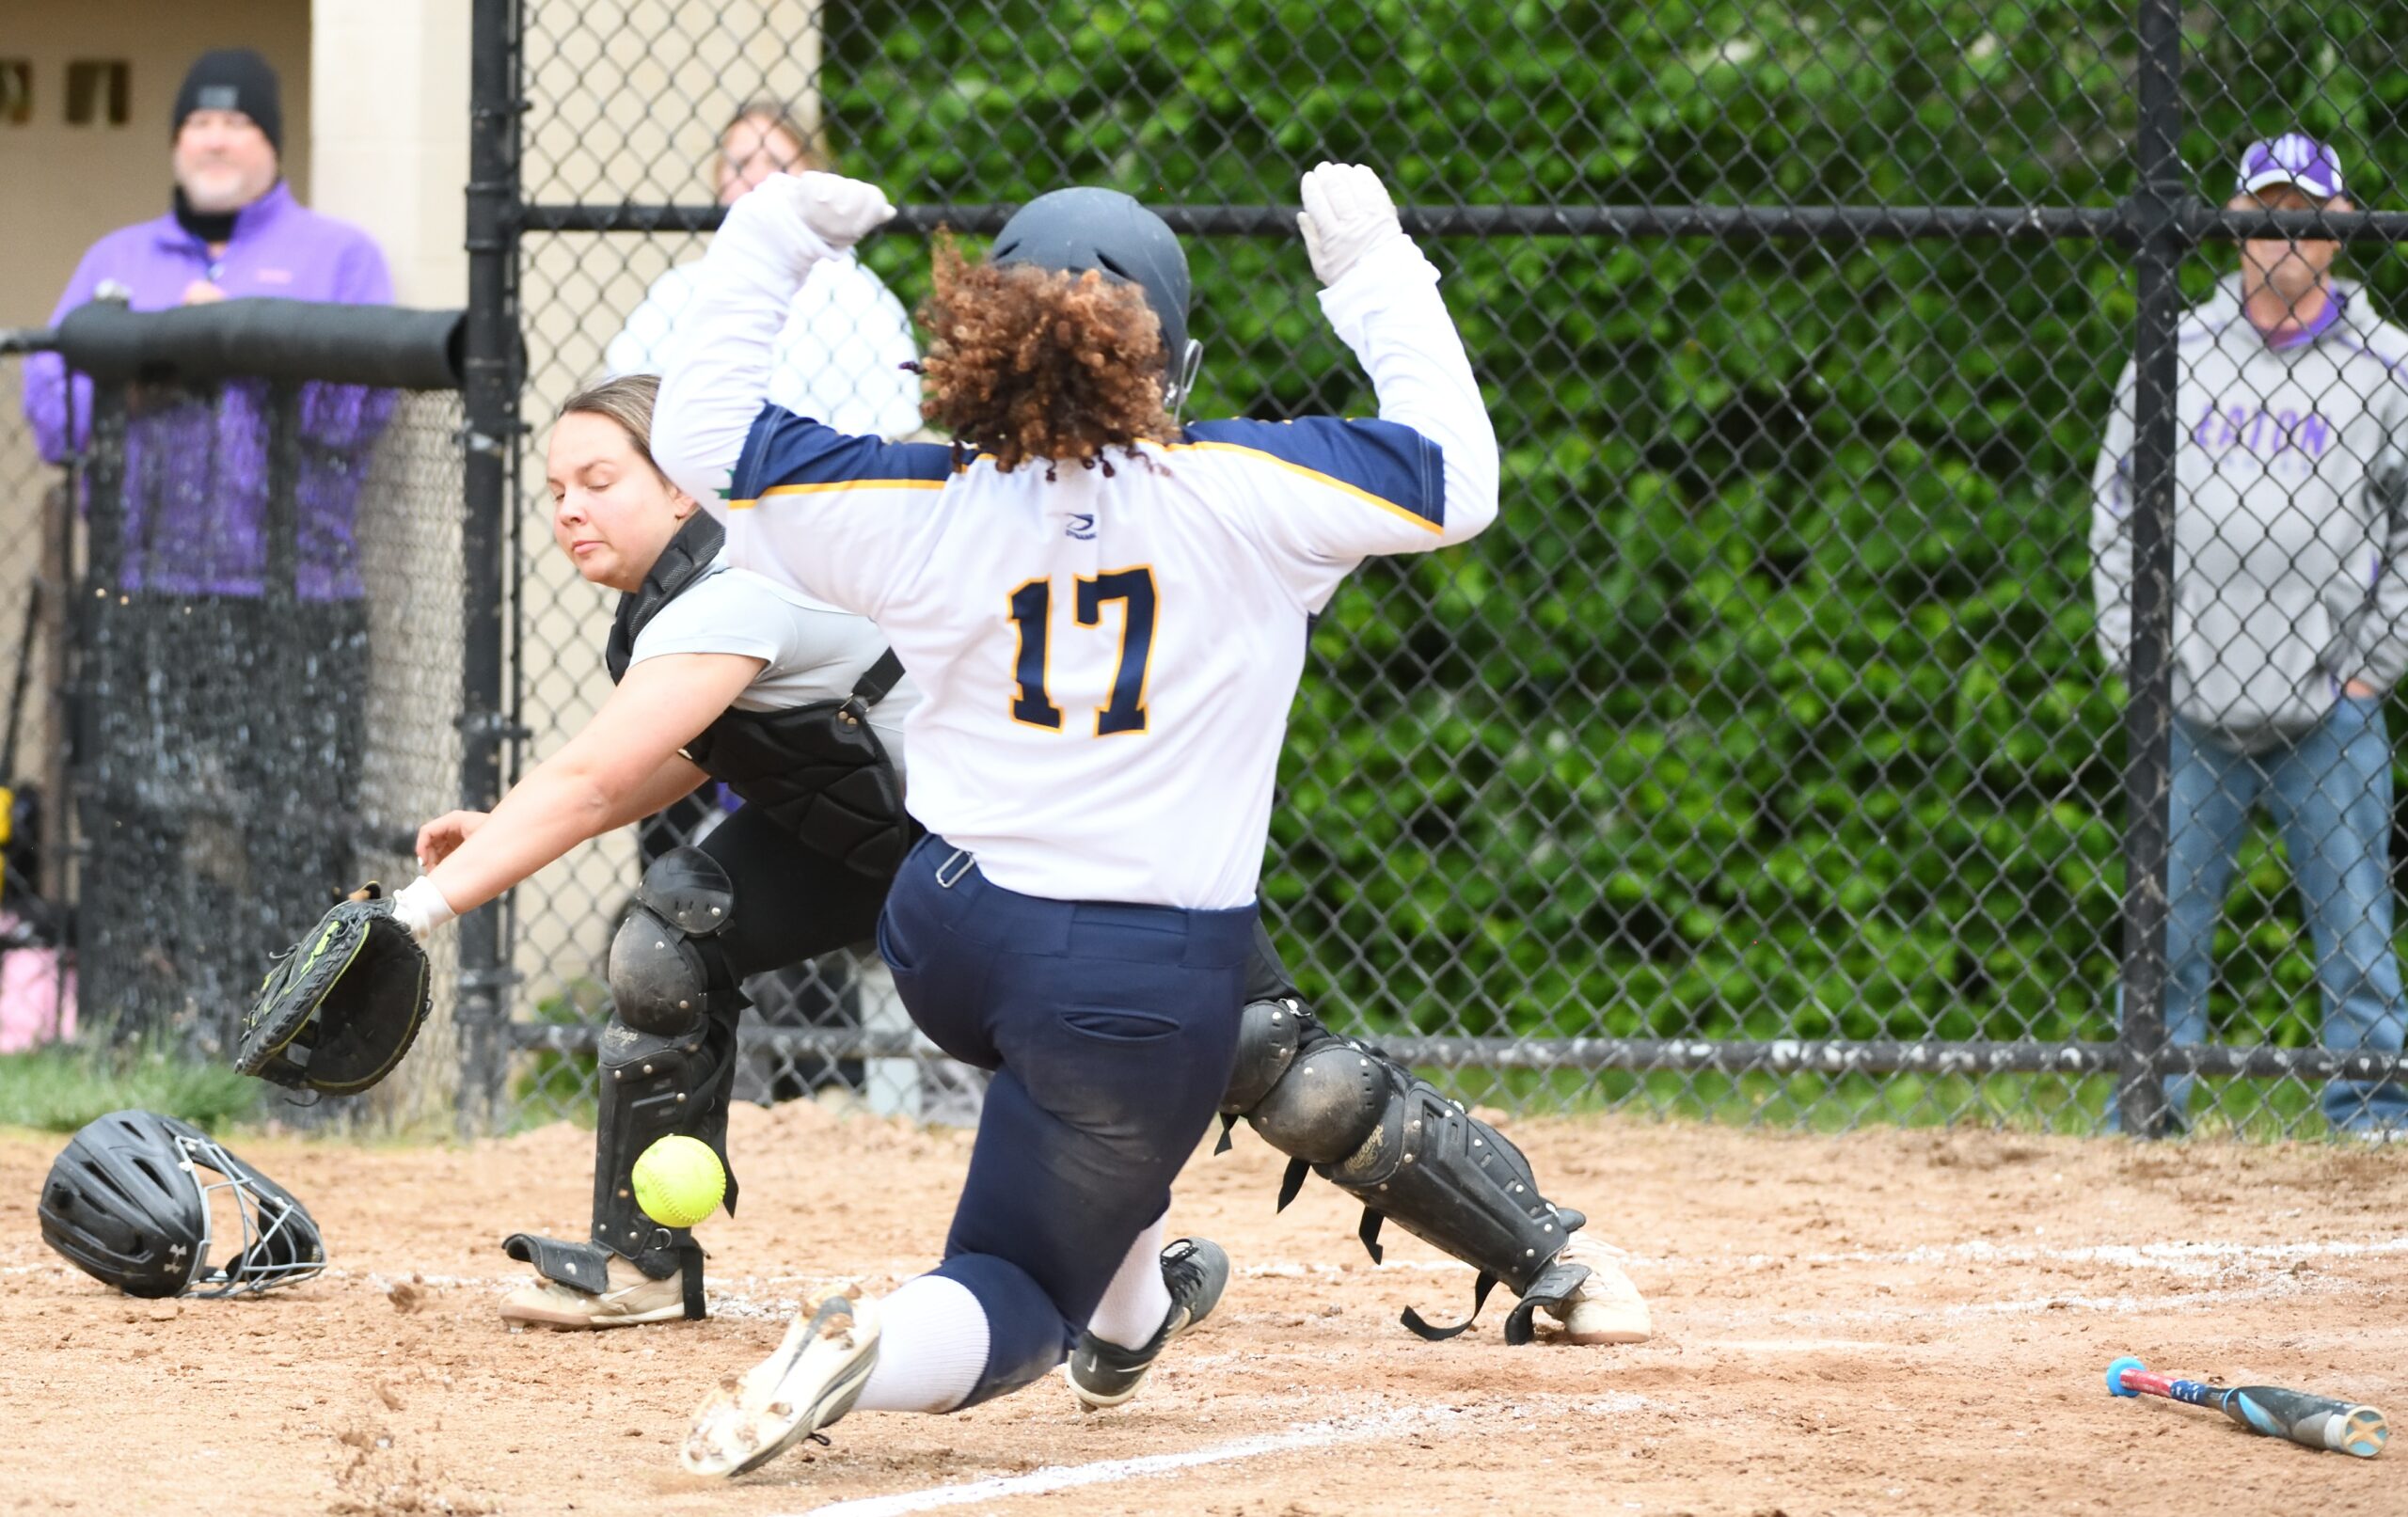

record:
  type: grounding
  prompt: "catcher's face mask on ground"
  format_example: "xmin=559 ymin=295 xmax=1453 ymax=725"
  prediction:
xmin=39 ymin=1109 xmax=325 ymax=1298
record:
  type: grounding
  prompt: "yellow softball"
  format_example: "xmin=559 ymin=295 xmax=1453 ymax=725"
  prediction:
xmin=631 ymin=1135 xmax=726 ymax=1229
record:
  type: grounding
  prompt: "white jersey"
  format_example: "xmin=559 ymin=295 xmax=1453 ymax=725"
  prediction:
xmin=656 ymin=231 xmax=1498 ymax=908
xmin=604 ymin=256 xmax=926 ymax=440
xmin=626 ymin=553 xmax=920 ymax=764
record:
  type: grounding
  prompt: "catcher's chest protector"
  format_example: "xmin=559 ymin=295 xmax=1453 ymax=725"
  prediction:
xmin=606 ymin=514 xmax=911 ymax=879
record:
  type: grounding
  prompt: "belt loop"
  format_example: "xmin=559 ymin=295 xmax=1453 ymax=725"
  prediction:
xmin=935 ymin=848 xmax=974 ymax=889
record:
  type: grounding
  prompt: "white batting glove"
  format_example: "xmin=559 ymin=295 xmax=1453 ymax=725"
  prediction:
xmin=721 ymin=171 xmax=896 ymax=273
xmin=1297 ymin=162 xmax=1407 ymax=288
xmin=793 ymin=171 xmax=898 ymax=250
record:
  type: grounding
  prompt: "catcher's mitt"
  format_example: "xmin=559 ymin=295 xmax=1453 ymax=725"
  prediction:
xmin=237 ymin=884 xmax=432 ymax=1096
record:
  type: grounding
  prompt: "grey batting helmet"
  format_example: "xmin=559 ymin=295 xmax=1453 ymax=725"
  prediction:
xmin=991 ymin=187 xmax=1205 ymax=417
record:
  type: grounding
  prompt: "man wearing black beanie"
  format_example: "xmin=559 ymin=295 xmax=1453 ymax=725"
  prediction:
xmin=168 ymin=48 xmax=286 ymax=251
xmin=19 ymin=45 xmax=397 ymax=1045
xmin=175 ymin=47 xmax=283 ymax=151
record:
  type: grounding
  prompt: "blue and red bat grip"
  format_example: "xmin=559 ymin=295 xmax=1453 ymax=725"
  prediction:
xmin=2107 ymin=1356 xmax=2387 ymax=1458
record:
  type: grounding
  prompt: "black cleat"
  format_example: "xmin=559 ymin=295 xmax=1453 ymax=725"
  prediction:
xmin=1068 ymin=1237 xmax=1229 ymax=1410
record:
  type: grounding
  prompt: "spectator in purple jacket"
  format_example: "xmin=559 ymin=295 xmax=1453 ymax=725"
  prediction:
xmin=23 ymin=46 xmax=394 ymax=597
xmin=21 ymin=48 xmax=397 ymax=1044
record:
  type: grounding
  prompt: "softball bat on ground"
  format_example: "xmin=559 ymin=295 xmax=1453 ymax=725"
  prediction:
xmin=2106 ymin=1355 xmax=2386 ymax=1458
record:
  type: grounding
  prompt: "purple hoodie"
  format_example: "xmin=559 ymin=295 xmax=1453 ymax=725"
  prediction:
xmin=21 ymin=183 xmax=396 ymax=600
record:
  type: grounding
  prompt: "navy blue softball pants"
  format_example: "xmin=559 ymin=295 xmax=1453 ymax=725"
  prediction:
xmin=874 ymin=834 xmax=1255 ymax=1407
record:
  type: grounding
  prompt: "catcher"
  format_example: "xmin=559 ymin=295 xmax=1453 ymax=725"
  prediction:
xmin=240 ymin=368 xmax=1648 ymax=1367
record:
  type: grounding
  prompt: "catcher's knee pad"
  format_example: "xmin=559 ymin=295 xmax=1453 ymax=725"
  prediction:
xmin=607 ymin=845 xmax=736 ymax=1035
xmin=1228 ymin=1003 xmax=1385 ymax=1164
xmin=577 ymin=1006 xmax=740 ymax=1298
xmin=1220 ymin=996 xmax=1304 ymax=1114
xmin=1228 ymin=1007 xmax=1588 ymax=1344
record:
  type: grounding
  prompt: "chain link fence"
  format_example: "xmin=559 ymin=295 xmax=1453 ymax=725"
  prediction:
xmin=5 ymin=8 xmax=2404 ymax=1140
xmin=0 ymin=343 xmax=75 ymax=1062
xmin=453 ymin=1 xmax=2399 ymax=1137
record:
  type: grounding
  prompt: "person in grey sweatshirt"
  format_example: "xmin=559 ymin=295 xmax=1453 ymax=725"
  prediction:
xmin=2092 ymin=134 xmax=2408 ymax=1135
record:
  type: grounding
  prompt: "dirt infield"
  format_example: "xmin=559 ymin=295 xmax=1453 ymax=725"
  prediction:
xmin=3 ymin=1104 xmax=2403 ymax=1517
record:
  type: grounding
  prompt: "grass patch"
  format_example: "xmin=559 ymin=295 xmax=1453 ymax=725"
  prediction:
xmin=1431 ymin=1065 xmax=2353 ymax=1141
xmin=509 ymin=978 xmax=606 ymax=1130
xmin=0 ymin=1042 xmax=262 ymax=1134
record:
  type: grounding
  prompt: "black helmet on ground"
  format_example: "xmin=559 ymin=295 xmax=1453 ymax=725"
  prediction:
xmin=39 ymin=1109 xmax=325 ymax=1298
xmin=990 ymin=186 xmax=1205 ymax=418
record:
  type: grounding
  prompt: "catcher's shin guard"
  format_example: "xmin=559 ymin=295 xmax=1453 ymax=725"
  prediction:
xmin=506 ymin=1010 xmax=739 ymax=1318
xmin=1220 ymin=1000 xmax=1589 ymax=1344
xmin=503 ymin=852 xmax=744 ymax=1318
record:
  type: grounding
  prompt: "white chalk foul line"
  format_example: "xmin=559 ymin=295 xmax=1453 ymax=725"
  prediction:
xmin=788 ymin=1406 xmax=1442 ymax=1517
xmin=1695 ymin=1235 xmax=2408 ymax=1279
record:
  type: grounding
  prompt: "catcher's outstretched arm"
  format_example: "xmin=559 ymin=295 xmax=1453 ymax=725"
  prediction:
xmin=416 ymin=751 xmax=703 ymax=873
xmin=393 ymin=652 xmax=756 ymax=938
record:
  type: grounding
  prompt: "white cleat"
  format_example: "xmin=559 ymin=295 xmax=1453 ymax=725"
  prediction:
xmin=499 ymin=1258 xmax=688 ymax=1330
xmin=1543 ymin=1232 xmax=1652 ymax=1345
xmin=681 ymin=1296 xmax=881 ymax=1477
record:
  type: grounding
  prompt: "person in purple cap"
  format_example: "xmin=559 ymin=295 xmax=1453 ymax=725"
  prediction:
xmin=19 ymin=48 xmax=396 ymax=1040
xmin=2091 ymin=134 xmax=2408 ymax=1136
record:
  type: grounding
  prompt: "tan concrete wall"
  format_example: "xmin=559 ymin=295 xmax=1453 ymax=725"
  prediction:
xmin=309 ymin=0 xmax=468 ymax=308
xmin=0 ymin=1 xmax=314 ymax=328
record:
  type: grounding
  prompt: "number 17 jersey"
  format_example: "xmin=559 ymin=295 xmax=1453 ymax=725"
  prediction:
xmin=718 ymin=254 xmax=1497 ymax=908
xmin=722 ymin=412 xmax=1483 ymax=909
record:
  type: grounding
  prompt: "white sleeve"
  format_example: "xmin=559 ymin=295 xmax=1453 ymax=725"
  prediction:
xmin=625 ymin=572 xmax=785 ymax=668
xmin=765 ymin=259 xmax=927 ymax=440
xmin=2090 ymin=357 xmax=2139 ymax=678
xmin=603 ymin=267 xmax=689 ymax=380
xmin=1181 ymin=241 xmax=1499 ymax=609
xmin=1317 ymin=238 xmax=1500 ymax=546
xmin=652 ymin=194 xmax=843 ymax=519
xmin=863 ymin=275 xmax=930 ymax=439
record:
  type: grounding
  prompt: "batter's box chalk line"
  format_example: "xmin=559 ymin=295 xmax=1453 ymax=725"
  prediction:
xmin=1697 ymin=1235 xmax=2408 ymax=1278
xmin=783 ymin=1395 xmax=1654 ymax=1517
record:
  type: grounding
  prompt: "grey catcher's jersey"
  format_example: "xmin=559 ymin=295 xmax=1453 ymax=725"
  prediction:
xmin=657 ymin=235 xmax=1500 ymax=909
xmin=626 ymin=552 xmax=919 ymax=765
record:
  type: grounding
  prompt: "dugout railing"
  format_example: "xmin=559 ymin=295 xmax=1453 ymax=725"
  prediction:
xmin=0 ymin=305 xmax=481 ymax=1126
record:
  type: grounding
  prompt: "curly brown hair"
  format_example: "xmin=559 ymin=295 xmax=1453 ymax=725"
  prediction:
xmin=915 ymin=234 xmax=1173 ymax=474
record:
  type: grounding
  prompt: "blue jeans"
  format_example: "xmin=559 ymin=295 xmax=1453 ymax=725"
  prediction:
xmin=2123 ymin=696 xmax=2408 ymax=1131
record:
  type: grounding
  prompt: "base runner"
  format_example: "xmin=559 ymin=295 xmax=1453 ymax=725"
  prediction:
xmin=642 ymin=161 xmax=1640 ymax=1475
